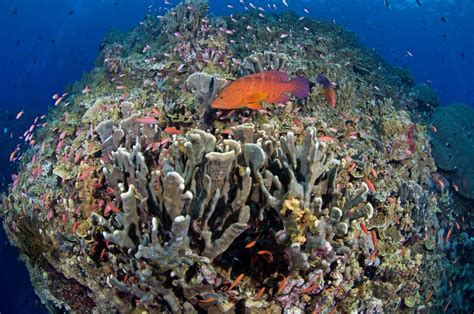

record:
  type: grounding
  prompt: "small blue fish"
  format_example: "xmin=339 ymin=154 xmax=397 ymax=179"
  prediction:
xmin=316 ymin=74 xmax=331 ymax=88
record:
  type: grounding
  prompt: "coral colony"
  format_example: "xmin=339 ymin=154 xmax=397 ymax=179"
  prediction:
xmin=1 ymin=0 xmax=472 ymax=312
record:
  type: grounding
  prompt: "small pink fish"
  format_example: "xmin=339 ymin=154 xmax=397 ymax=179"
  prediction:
xmin=74 ymin=148 xmax=83 ymax=164
xmin=135 ymin=117 xmax=159 ymax=124
xmin=164 ymin=127 xmax=184 ymax=135
xmin=72 ymin=221 xmax=80 ymax=234
xmin=79 ymin=168 xmax=93 ymax=180
xmin=142 ymin=44 xmax=151 ymax=53
xmin=16 ymin=110 xmax=24 ymax=120
xmin=46 ymin=209 xmax=53 ymax=221
xmin=364 ymin=177 xmax=376 ymax=192
xmin=438 ymin=178 xmax=445 ymax=190
xmin=56 ymin=140 xmax=65 ymax=152
xmin=104 ymin=203 xmax=113 ymax=217
xmin=159 ymin=137 xmax=172 ymax=147
xmin=82 ymin=86 xmax=91 ymax=94
xmin=151 ymin=108 xmax=160 ymax=116
xmin=9 ymin=150 xmax=17 ymax=162
xmin=115 ymin=85 xmax=126 ymax=90
xmin=318 ymin=135 xmax=336 ymax=142
xmin=59 ymin=130 xmax=67 ymax=140
xmin=54 ymin=95 xmax=64 ymax=106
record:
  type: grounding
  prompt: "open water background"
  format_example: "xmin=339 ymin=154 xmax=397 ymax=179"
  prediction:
xmin=0 ymin=0 xmax=472 ymax=312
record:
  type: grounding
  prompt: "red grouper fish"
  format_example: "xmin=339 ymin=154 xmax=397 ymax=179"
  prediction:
xmin=211 ymin=70 xmax=310 ymax=110
xmin=316 ymin=74 xmax=336 ymax=108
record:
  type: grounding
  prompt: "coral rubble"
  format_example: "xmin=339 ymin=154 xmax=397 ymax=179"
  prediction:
xmin=1 ymin=0 xmax=471 ymax=313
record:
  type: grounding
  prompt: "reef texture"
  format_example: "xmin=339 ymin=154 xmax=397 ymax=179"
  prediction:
xmin=430 ymin=103 xmax=474 ymax=199
xmin=409 ymin=83 xmax=440 ymax=114
xmin=1 ymin=0 xmax=472 ymax=313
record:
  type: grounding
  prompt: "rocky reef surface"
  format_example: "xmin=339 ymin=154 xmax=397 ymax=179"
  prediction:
xmin=430 ymin=103 xmax=474 ymax=200
xmin=1 ymin=0 xmax=472 ymax=313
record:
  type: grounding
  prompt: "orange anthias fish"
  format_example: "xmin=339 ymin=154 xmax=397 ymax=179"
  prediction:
xmin=211 ymin=71 xmax=310 ymax=110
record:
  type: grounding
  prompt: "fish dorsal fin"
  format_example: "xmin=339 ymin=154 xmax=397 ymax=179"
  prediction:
xmin=241 ymin=70 xmax=289 ymax=82
xmin=245 ymin=91 xmax=268 ymax=103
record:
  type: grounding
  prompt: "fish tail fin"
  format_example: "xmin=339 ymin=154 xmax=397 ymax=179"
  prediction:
xmin=288 ymin=76 xmax=310 ymax=99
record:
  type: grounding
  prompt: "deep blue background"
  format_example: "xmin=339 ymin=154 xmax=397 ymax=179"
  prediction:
xmin=0 ymin=0 xmax=472 ymax=312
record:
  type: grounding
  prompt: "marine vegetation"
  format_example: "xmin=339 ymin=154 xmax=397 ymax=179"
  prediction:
xmin=1 ymin=0 xmax=472 ymax=312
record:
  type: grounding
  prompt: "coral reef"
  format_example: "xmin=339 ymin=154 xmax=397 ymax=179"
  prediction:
xmin=409 ymin=83 xmax=440 ymax=113
xmin=1 ymin=0 xmax=470 ymax=313
xmin=240 ymin=51 xmax=297 ymax=75
xmin=430 ymin=103 xmax=474 ymax=199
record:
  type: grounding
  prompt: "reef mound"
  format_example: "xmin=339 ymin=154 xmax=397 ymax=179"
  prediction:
xmin=1 ymin=0 xmax=470 ymax=312
xmin=430 ymin=103 xmax=474 ymax=199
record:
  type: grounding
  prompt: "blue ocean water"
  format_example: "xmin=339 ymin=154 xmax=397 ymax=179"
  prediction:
xmin=0 ymin=0 xmax=472 ymax=312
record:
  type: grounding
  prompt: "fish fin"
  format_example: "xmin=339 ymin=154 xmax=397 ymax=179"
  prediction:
xmin=246 ymin=102 xmax=264 ymax=110
xmin=274 ymin=93 xmax=291 ymax=104
xmin=265 ymin=70 xmax=289 ymax=81
xmin=245 ymin=91 xmax=268 ymax=103
xmin=288 ymin=76 xmax=310 ymax=99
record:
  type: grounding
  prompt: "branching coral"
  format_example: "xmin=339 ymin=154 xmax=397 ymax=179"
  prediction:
xmin=241 ymin=51 xmax=296 ymax=75
xmin=84 ymin=119 xmax=378 ymax=311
